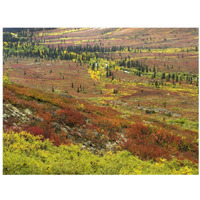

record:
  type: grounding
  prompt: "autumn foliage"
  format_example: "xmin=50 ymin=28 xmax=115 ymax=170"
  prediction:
xmin=122 ymin=123 xmax=198 ymax=162
xmin=3 ymin=82 xmax=198 ymax=163
xmin=56 ymin=107 xmax=86 ymax=127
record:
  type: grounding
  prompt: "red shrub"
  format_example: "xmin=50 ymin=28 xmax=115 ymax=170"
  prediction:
xmin=39 ymin=111 xmax=53 ymax=123
xmin=150 ymin=129 xmax=181 ymax=147
xmin=122 ymin=123 xmax=198 ymax=162
xmin=49 ymin=132 xmax=61 ymax=146
xmin=122 ymin=123 xmax=174 ymax=161
xmin=124 ymin=141 xmax=171 ymax=160
xmin=24 ymin=126 xmax=45 ymax=137
xmin=126 ymin=123 xmax=152 ymax=139
xmin=56 ymin=107 xmax=85 ymax=127
xmin=59 ymin=131 xmax=72 ymax=146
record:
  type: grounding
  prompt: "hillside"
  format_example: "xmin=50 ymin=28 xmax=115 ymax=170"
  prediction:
xmin=33 ymin=28 xmax=198 ymax=48
xmin=3 ymin=28 xmax=199 ymax=175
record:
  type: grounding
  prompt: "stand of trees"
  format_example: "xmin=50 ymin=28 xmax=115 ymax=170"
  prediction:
xmin=117 ymin=59 xmax=148 ymax=72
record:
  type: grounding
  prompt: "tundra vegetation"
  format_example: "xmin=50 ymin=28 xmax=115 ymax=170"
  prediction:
xmin=3 ymin=28 xmax=199 ymax=174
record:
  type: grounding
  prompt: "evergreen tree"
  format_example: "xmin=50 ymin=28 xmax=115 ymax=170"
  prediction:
xmin=176 ymin=74 xmax=179 ymax=82
xmin=190 ymin=77 xmax=193 ymax=84
xmin=172 ymin=73 xmax=175 ymax=80
xmin=166 ymin=74 xmax=170 ymax=82
xmin=153 ymin=65 xmax=156 ymax=73
xmin=145 ymin=66 xmax=148 ymax=73
xmin=161 ymin=72 xmax=165 ymax=79
xmin=106 ymin=70 xmax=109 ymax=77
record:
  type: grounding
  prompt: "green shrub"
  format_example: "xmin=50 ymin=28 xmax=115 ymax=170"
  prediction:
xmin=3 ymin=131 xmax=198 ymax=175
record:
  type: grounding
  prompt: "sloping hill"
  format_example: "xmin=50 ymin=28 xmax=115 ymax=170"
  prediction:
xmin=33 ymin=28 xmax=198 ymax=48
xmin=3 ymin=28 xmax=199 ymax=174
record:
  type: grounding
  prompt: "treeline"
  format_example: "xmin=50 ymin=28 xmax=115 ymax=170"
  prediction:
xmin=117 ymin=59 xmax=149 ymax=72
xmin=47 ymin=44 xmax=161 ymax=53
xmin=4 ymin=28 xmax=55 ymax=44
xmin=3 ymin=41 xmax=98 ymax=62
xmin=61 ymin=45 xmax=127 ymax=53
xmin=3 ymin=28 xmax=55 ymax=34
xmin=159 ymin=72 xmax=198 ymax=85
xmin=3 ymin=32 xmax=27 ymax=43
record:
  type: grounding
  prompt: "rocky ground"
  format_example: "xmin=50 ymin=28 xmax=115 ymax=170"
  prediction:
xmin=3 ymin=103 xmax=122 ymax=154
